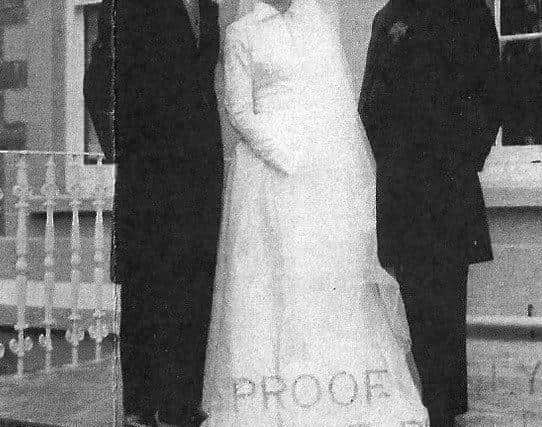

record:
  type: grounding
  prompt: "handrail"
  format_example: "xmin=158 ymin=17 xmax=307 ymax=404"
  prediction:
xmin=467 ymin=315 xmax=542 ymax=329
xmin=0 ymin=150 xmax=105 ymax=157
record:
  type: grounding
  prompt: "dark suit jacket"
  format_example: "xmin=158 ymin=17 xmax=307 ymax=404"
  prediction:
xmin=84 ymin=0 xmax=223 ymax=284
xmin=359 ymin=0 xmax=502 ymax=267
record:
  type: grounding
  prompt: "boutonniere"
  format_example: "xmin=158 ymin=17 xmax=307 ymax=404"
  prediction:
xmin=389 ymin=21 xmax=409 ymax=44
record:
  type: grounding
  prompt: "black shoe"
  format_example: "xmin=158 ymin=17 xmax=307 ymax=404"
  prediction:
xmin=124 ymin=414 xmax=152 ymax=427
xmin=430 ymin=415 xmax=456 ymax=427
xmin=154 ymin=408 xmax=208 ymax=427
xmin=189 ymin=408 xmax=208 ymax=426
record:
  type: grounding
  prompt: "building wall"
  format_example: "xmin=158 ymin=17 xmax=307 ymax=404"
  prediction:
xmin=0 ymin=1 xmax=70 ymax=236
xmin=0 ymin=0 xmax=28 ymax=236
xmin=0 ymin=0 xmax=27 ymax=148
xmin=469 ymin=207 xmax=542 ymax=317
xmin=1 ymin=0 xmax=65 ymax=155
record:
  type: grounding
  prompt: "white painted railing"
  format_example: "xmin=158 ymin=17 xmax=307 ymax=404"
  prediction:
xmin=0 ymin=150 xmax=116 ymax=377
xmin=0 ymin=150 xmax=539 ymax=382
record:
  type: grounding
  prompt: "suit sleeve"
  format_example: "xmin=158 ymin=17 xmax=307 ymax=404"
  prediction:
xmin=83 ymin=0 xmax=114 ymax=163
xmin=471 ymin=1 xmax=503 ymax=171
xmin=452 ymin=1 xmax=502 ymax=171
xmin=359 ymin=13 xmax=389 ymax=167
xmin=223 ymin=25 xmax=301 ymax=175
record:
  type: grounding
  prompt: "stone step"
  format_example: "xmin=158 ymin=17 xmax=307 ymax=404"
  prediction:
xmin=464 ymin=336 xmax=542 ymax=425
xmin=458 ymin=410 xmax=542 ymax=426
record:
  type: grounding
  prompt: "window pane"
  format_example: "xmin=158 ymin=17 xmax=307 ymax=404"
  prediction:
xmin=501 ymin=0 xmax=542 ymax=35
xmin=501 ymin=39 xmax=542 ymax=145
xmin=83 ymin=4 xmax=102 ymax=160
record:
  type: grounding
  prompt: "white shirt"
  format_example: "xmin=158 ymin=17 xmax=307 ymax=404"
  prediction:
xmin=182 ymin=0 xmax=200 ymax=39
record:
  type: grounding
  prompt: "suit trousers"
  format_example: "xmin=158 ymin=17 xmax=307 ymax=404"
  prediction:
xmin=120 ymin=267 xmax=215 ymax=423
xmin=396 ymin=258 xmax=469 ymax=425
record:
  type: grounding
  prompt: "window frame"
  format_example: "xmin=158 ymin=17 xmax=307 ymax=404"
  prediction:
xmin=64 ymin=0 xmax=114 ymax=200
xmin=82 ymin=2 xmax=102 ymax=161
xmin=480 ymin=0 xmax=542 ymax=207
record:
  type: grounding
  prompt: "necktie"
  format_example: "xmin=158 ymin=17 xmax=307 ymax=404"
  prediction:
xmin=183 ymin=0 xmax=200 ymax=43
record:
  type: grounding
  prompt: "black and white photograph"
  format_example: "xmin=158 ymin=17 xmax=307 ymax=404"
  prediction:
xmin=0 ymin=0 xmax=541 ymax=426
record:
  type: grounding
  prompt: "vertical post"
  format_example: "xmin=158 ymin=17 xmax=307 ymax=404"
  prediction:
xmin=495 ymin=0 xmax=502 ymax=38
xmin=88 ymin=156 xmax=109 ymax=361
xmin=528 ymin=304 xmax=536 ymax=340
xmin=538 ymin=0 xmax=542 ymax=53
xmin=0 ymin=153 xmax=5 ymax=236
xmin=496 ymin=0 xmax=505 ymax=149
xmin=38 ymin=155 xmax=58 ymax=372
xmin=1 ymin=156 xmax=6 ymax=361
xmin=0 ymin=183 xmax=4 ymax=235
xmin=65 ymin=154 xmax=84 ymax=366
xmin=8 ymin=154 xmax=33 ymax=377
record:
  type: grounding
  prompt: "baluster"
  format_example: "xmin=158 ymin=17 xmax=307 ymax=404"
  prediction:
xmin=9 ymin=155 xmax=34 ymax=377
xmin=38 ymin=156 xmax=59 ymax=372
xmin=0 ymin=155 xmax=3 ymax=360
xmin=0 ymin=180 xmax=3 ymax=250
xmin=65 ymin=154 xmax=84 ymax=366
xmin=88 ymin=156 xmax=109 ymax=361
xmin=112 ymin=304 xmax=121 ymax=337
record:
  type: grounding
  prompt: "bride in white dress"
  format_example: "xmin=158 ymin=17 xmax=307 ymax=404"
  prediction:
xmin=202 ymin=0 xmax=429 ymax=425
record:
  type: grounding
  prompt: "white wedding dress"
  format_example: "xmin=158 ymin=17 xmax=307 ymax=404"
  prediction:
xmin=202 ymin=1 xmax=429 ymax=425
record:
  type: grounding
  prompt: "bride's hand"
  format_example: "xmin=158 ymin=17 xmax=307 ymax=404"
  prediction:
xmin=383 ymin=266 xmax=396 ymax=279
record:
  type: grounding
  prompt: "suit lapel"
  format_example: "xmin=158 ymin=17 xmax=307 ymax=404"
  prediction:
xmin=196 ymin=0 xmax=220 ymax=108
xmin=174 ymin=0 xmax=219 ymax=108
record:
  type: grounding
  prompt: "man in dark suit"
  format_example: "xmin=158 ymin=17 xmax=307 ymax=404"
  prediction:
xmin=84 ymin=1 xmax=223 ymax=425
xmin=359 ymin=0 xmax=501 ymax=425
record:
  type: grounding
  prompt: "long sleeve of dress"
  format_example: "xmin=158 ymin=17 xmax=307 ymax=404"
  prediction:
xmin=223 ymin=25 xmax=300 ymax=175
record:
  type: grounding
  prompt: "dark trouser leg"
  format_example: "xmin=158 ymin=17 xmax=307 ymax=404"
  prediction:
xmin=397 ymin=260 xmax=468 ymax=424
xmin=120 ymin=281 xmax=156 ymax=420
xmin=151 ymin=268 xmax=215 ymax=425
